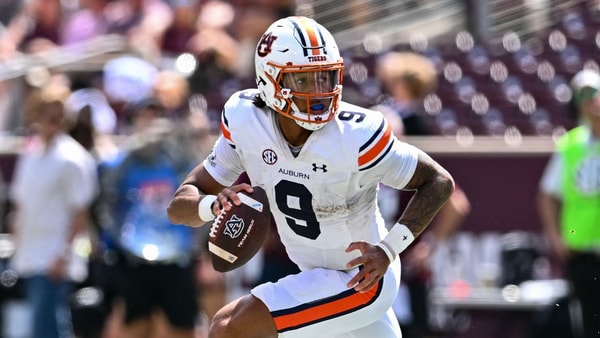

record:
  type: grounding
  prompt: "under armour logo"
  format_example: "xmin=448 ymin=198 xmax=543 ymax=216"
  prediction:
xmin=312 ymin=163 xmax=327 ymax=172
xmin=403 ymin=235 xmax=408 ymax=241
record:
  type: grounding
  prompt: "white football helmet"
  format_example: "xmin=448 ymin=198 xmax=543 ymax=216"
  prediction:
xmin=255 ymin=16 xmax=344 ymax=131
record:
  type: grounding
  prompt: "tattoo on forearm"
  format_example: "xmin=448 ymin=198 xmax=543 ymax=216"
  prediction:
xmin=399 ymin=153 xmax=454 ymax=235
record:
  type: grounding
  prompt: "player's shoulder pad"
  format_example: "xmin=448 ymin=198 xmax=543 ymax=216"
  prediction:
xmin=222 ymin=88 xmax=261 ymax=123
xmin=220 ymin=89 xmax=265 ymax=146
xmin=337 ymin=101 xmax=396 ymax=171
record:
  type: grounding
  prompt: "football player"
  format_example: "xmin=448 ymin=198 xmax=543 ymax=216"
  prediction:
xmin=167 ymin=16 xmax=454 ymax=338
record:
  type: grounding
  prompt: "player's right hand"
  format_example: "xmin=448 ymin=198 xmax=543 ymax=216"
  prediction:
xmin=213 ymin=183 xmax=253 ymax=213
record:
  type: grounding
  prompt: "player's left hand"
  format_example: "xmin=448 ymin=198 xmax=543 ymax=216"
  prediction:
xmin=345 ymin=241 xmax=390 ymax=293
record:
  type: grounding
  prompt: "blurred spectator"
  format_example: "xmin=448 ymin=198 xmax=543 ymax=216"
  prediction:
xmin=0 ymin=79 xmax=26 ymax=132
xmin=103 ymin=55 xmax=159 ymax=105
xmin=99 ymin=97 xmax=200 ymax=338
xmin=63 ymin=83 xmax=123 ymax=338
xmin=19 ymin=0 xmax=63 ymax=49
xmin=233 ymin=0 xmax=295 ymax=18
xmin=161 ymin=0 xmax=200 ymax=55
xmin=0 ymin=167 xmax=6 ymax=232
xmin=61 ymin=0 xmax=113 ymax=45
xmin=152 ymin=70 xmax=219 ymax=329
xmin=67 ymin=88 xmax=118 ymax=136
xmin=105 ymin=0 xmax=173 ymax=63
xmin=102 ymin=55 xmax=159 ymax=128
xmin=536 ymin=68 xmax=600 ymax=338
xmin=8 ymin=80 xmax=98 ymax=338
xmin=187 ymin=0 xmax=239 ymax=94
xmin=229 ymin=5 xmax=279 ymax=79
xmin=0 ymin=0 xmax=21 ymax=27
xmin=374 ymin=51 xmax=438 ymax=135
xmin=0 ymin=0 xmax=25 ymax=60
xmin=152 ymin=70 xmax=217 ymax=162
xmin=153 ymin=69 xmax=190 ymax=119
xmin=109 ymin=0 xmax=173 ymax=38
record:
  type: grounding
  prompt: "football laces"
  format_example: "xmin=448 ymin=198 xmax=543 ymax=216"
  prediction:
xmin=209 ymin=217 xmax=221 ymax=239
xmin=209 ymin=205 xmax=229 ymax=238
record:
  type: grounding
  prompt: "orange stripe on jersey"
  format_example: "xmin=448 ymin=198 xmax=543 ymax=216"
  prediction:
xmin=299 ymin=17 xmax=320 ymax=56
xmin=358 ymin=121 xmax=393 ymax=167
xmin=220 ymin=120 xmax=232 ymax=143
xmin=272 ymin=279 xmax=382 ymax=332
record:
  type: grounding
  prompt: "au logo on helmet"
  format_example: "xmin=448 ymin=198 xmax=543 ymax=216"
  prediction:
xmin=257 ymin=32 xmax=277 ymax=57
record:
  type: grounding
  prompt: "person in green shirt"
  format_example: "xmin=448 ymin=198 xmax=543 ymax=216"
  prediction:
xmin=538 ymin=68 xmax=600 ymax=338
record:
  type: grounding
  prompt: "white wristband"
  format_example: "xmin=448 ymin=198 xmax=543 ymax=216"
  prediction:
xmin=377 ymin=223 xmax=415 ymax=263
xmin=376 ymin=241 xmax=396 ymax=263
xmin=198 ymin=195 xmax=217 ymax=222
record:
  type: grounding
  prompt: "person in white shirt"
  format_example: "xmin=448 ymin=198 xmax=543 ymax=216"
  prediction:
xmin=9 ymin=82 xmax=98 ymax=338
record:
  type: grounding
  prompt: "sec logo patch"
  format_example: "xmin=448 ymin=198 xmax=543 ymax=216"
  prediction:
xmin=263 ymin=149 xmax=277 ymax=165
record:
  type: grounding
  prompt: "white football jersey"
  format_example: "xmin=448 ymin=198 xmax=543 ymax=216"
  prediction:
xmin=203 ymin=89 xmax=418 ymax=271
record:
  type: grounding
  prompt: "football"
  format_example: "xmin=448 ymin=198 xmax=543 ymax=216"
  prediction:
xmin=208 ymin=186 xmax=271 ymax=272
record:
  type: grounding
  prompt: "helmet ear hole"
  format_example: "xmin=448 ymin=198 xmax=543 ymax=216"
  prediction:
xmin=265 ymin=66 xmax=276 ymax=76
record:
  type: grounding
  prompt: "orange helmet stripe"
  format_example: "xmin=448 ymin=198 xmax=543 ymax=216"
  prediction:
xmin=298 ymin=17 xmax=321 ymax=56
